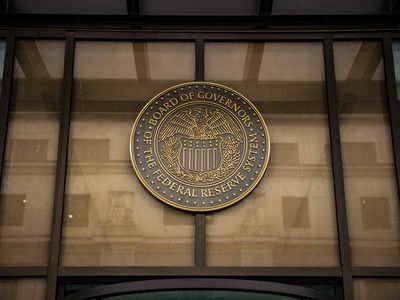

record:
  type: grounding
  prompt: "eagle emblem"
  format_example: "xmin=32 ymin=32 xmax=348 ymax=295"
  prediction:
xmin=159 ymin=106 xmax=244 ymax=142
xmin=158 ymin=105 xmax=244 ymax=183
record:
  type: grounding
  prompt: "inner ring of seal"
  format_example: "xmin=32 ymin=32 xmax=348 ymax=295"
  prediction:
xmin=154 ymin=101 xmax=248 ymax=188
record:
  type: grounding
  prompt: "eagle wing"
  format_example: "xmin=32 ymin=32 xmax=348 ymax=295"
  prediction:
xmin=207 ymin=109 xmax=244 ymax=143
xmin=158 ymin=109 xmax=196 ymax=141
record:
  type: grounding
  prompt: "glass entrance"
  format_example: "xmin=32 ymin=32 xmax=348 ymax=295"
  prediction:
xmin=64 ymin=279 xmax=337 ymax=300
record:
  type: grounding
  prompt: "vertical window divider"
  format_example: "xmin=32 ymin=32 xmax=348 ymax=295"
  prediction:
xmin=382 ymin=34 xmax=400 ymax=206
xmin=323 ymin=35 xmax=354 ymax=300
xmin=46 ymin=31 xmax=75 ymax=300
xmin=0 ymin=31 xmax=15 ymax=194
xmin=195 ymin=39 xmax=206 ymax=267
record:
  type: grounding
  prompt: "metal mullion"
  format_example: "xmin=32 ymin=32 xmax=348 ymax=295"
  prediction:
xmin=385 ymin=32 xmax=400 ymax=38
xmin=353 ymin=267 xmax=400 ymax=277
xmin=75 ymin=31 xmax=201 ymax=40
xmin=0 ymin=32 xmax=15 ymax=198
xmin=46 ymin=32 xmax=75 ymax=300
xmin=58 ymin=266 xmax=342 ymax=277
xmin=13 ymin=29 xmax=67 ymax=39
xmin=72 ymin=30 xmax=399 ymax=42
xmin=323 ymin=35 xmax=354 ymax=300
xmin=74 ymin=30 xmax=326 ymax=41
xmin=195 ymin=38 xmax=206 ymax=267
xmin=332 ymin=32 xmax=392 ymax=39
xmin=56 ymin=284 xmax=65 ymax=300
xmin=383 ymin=35 xmax=400 ymax=210
xmin=0 ymin=267 xmax=47 ymax=277
xmin=195 ymin=39 xmax=205 ymax=82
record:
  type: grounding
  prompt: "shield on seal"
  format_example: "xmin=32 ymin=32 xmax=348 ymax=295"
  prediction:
xmin=179 ymin=137 xmax=222 ymax=172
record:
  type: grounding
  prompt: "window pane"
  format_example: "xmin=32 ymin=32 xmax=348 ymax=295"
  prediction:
xmin=393 ymin=41 xmax=400 ymax=99
xmin=334 ymin=41 xmax=400 ymax=266
xmin=0 ymin=40 xmax=64 ymax=266
xmin=205 ymin=42 xmax=339 ymax=266
xmin=61 ymin=41 xmax=195 ymax=266
xmin=0 ymin=279 xmax=46 ymax=300
xmin=354 ymin=279 xmax=400 ymax=300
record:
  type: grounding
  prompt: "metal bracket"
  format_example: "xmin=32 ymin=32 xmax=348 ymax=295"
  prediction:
xmin=392 ymin=0 xmax=400 ymax=12
xmin=0 ymin=0 xmax=9 ymax=12
xmin=258 ymin=0 xmax=273 ymax=15
xmin=126 ymin=0 xmax=140 ymax=15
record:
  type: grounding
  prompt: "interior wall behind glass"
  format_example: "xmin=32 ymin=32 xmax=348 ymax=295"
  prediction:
xmin=334 ymin=41 xmax=400 ymax=266
xmin=204 ymin=42 xmax=339 ymax=267
xmin=61 ymin=41 xmax=196 ymax=266
xmin=0 ymin=279 xmax=46 ymax=300
xmin=354 ymin=279 xmax=400 ymax=300
xmin=0 ymin=40 xmax=64 ymax=266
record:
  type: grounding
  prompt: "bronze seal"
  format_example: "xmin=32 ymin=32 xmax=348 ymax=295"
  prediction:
xmin=130 ymin=82 xmax=270 ymax=212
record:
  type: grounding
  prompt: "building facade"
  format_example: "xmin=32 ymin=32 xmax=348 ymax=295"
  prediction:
xmin=0 ymin=1 xmax=400 ymax=299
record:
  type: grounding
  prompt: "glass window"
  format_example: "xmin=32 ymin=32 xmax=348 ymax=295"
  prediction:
xmin=104 ymin=291 xmax=299 ymax=300
xmin=61 ymin=41 xmax=196 ymax=266
xmin=0 ymin=40 xmax=65 ymax=266
xmin=392 ymin=41 xmax=400 ymax=98
xmin=334 ymin=41 xmax=400 ymax=266
xmin=354 ymin=279 xmax=400 ymax=300
xmin=205 ymin=42 xmax=339 ymax=267
xmin=0 ymin=279 xmax=46 ymax=300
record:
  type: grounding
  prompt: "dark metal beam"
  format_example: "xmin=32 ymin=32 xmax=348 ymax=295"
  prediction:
xmin=324 ymin=36 xmax=354 ymax=300
xmin=258 ymin=0 xmax=274 ymax=15
xmin=15 ymin=40 xmax=50 ymax=79
xmin=132 ymin=42 xmax=148 ymax=80
xmin=0 ymin=0 xmax=9 ymax=12
xmin=195 ymin=214 xmax=206 ymax=267
xmin=353 ymin=267 xmax=400 ymax=277
xmin=346 ymin=41 xmax=382 ymax=80
xmin=0 ymin=266 xmax=47 ymax=277
xmin=243 ymin=42 xmax=264 ymax=81
xmin=46 ymin=32 xmax=75 ymax=300
xmin=1 ymin=14 xmax=400 ymax=32
xmin=392 ymin=0 xmax=400 ymax=12
xmin=58 ymin=266 xmax=342 ymax=277
xmin=195 ymin=39 xmax=206 ymax=267
xmin=0 ymin=32 xmax=15 ymax=206
xmin=126 ymin=0 xmax=140 ymax=15
xmin=382 ymin=36 xmax=400 ymax=267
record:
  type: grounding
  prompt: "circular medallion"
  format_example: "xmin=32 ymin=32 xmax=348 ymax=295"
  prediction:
xmin=130 ymin=82 xmax=270 ymax=212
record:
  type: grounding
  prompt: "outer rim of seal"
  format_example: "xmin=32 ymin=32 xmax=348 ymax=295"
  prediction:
xmin=130 ymin=81 xmax=270 ymax=212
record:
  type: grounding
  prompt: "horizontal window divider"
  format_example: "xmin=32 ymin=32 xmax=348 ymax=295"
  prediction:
xmin=73 ymin=31 xmax=327 ymax=40
xmin=352 ymin=267 xmax=400 ymax=277
xmin=58 ymin=267 xmax=342 ymax=277
xmin=1 ymin=29 xmax=400 ymax=40
xmin=11 ymin=29 xmax=67 ymax=38
xmin=330 ymin=32 xmax=398 ymax=39
xmin=0 ymin=266 xmax=47 ymax=277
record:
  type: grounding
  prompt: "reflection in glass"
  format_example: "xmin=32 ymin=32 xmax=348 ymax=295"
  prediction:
xmin=393 ymin=41 xmax=400 ymax=98
xmin=61 ymin=41 xmax=195 ymax=266
xmin=0 ymin=40 xmax=5 ymax=94
xmin=0 ymin=279 xmax=46 ymax=300
xmin=0 ymin=40 xmax=64 ymax=266
xmin=334 ymin=41 xmax=400 ymax=266
xmin=205 ymin=43 xmax=339 ymax=266
xmin=105 ymin=290 xmax=298 ymax=300
xmin=354 ymin=279 xmax=400 ymax=300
